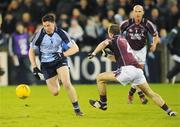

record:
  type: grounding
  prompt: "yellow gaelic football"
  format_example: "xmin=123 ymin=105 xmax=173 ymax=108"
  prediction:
xmin=16 ymin=84 xmax=31 ymax=99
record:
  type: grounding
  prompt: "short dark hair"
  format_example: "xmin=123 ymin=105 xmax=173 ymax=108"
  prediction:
xmin=108 ymin=24 xmax=120 ymax=35
xmin=42 ymin=13 xmax=56 ymax=23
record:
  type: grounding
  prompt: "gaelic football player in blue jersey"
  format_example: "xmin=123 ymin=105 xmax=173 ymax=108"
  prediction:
xmin=29 ymin=13 xmax=83 ymax=116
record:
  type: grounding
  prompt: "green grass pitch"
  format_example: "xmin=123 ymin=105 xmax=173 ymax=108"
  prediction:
xmin=0 ymin=84 xmax=180 ymax=127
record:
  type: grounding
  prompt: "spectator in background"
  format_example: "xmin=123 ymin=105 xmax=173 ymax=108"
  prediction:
xmin=115 ymin=0 xmax=131 ymax=16
xmin=106 ymin=9 xmax=115 ymax=23
xmin=143 ymin=0 xmax=155 ymax=18
xmin=149 ymin=8 xmax=165 ymax=32
xmin=98 ymin=18 xmax=110 ymax=41
xmin=161 ymin=18 xmax=180 ymax=84
xmin=57 ymin=13 xmax=69 ymax=31
xmin=71 ymin=8 xmax=87 ymax=28
xmin=167 ymin=18 xmax=180 ymax=84
xmin=0 ymin=0 xmax=11 ymax=14
xmin=19 ymin=0 xmax=39 ymax=23
xmin=114 ymin=7 xmax=127 ymax=24
xmin=39 ymin=0 xmax=55 ymax=18
xmin=166 ymin=1 xmax=180 ymax=31
xmin=155 ymin=0 xmax=168 ymax=16
xmin=8 ymin=22 xmax=35 ymax=84
xmin=84 ymin=17 xmax=99 ymax=48
xmin=34 ymin=24 xmax=43 ymax=33
xmin=85 ymin=17 xmax=99 ymax=39
xmin=22 ymin=12 xmax=35 ymax=35
xmin=6 ymin=0 xmax=21 ymax=21
xmin=76 ymin=0 xmax=92 ymax=16
xmin=106 ymin=0 xmax=116 ymax=11
xmin=92 ymin=14 xmax=104 ymax=41
xmin=2 ymin=12 xmax=16 ymax=34
xmin=128 ymin=10 xmax=133 ymax=18
xmin=95 ymin=0 xmax=107 ymax=19
xmin=68 ymin=19 xmax=84 ymax=48
xmin=56 ymin=0 xmax=75 ymax=16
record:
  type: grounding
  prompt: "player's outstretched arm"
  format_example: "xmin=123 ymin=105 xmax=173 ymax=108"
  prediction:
xmin=88 ymin=39 xmax=110 ymax=59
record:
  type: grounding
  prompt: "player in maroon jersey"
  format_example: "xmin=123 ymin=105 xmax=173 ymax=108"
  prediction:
xmin=120 ymin=5 xmax=159 ymax=104
xmin=88 ymin=24 xmax=176 ymax=116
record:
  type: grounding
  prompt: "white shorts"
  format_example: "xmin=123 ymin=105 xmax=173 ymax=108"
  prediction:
xmin=132 ymin=46 xmax=147 ymax=65
xmin=115 ymin=65 xmax=146 ymax=87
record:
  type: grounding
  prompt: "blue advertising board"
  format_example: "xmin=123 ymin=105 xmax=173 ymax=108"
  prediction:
xmin=68 ymin=52 xmax=116 ymax=84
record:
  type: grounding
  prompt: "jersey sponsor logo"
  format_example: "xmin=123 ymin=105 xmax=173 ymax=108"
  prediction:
xmin=128 ymin=29 xmax=145 ymax=40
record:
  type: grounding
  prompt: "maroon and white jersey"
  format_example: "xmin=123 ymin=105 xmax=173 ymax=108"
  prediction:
xmin=120 ymin=18 xmax=158 ymax=50
xmin=108 ymin=35 xmax=141 ymax=69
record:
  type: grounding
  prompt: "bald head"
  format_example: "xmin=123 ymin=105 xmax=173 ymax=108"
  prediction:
xmin=133 ymin=5 xmax=144 ymax=11
xmin=133 ymin=5 xmax=144 ymax=23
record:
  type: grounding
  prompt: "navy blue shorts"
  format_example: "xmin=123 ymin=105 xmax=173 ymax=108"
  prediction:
xmin=41 ymin=58 xmax=68 ymax=80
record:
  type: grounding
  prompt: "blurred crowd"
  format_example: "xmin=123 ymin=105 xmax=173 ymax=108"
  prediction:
xmin=1 ymin=0 xmax=180 ymax=47
xmin=0 ymin=0 xmax=180 ymax=84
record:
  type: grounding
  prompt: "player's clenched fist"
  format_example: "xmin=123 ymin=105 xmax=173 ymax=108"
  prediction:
xmin=88 ymin=52 xmax=96 ymax=59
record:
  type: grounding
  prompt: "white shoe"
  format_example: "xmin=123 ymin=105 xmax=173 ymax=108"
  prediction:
xmin=168 ymin=111 xmax=177 ymax=116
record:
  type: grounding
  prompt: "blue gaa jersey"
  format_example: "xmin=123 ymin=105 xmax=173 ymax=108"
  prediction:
xmin=30 ymin=27 xmax=75 ymax=63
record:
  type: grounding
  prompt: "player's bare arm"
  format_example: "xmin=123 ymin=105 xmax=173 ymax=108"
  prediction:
xmin=29 ymin=47 xmax=37 ymax=68
xmin=63 ymin=43 xmax=79 ymax=57
xmin=150 ymin=34 xmax=160 ymax=52
xmin=93 ymin=39 xmax=110 ymax=54
xmin=29 ymin=47 xmax=42 ymax=80
xmin=88 ymin=39 xmax=110 ymax=59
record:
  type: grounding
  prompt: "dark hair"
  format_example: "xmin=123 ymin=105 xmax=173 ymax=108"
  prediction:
xmin=108 ymin=24 xmax=120 ymax=35
xmin=42 ymin=13 xmax=56 ymax=23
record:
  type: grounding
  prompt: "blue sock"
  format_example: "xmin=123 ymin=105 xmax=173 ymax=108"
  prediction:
xmin=100 ymin=95 xmax=107 ymax=105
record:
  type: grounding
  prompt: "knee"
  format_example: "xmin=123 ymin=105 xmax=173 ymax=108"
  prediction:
xmin=62 ymin=81 xmax=72 ymax=90
xmin=96 ymin=74 xmax=105 ymax=84
xmin=64 ymin=84 xmax=71 ymax=90
xmin=50 ymin=86 xmax=60 ymax=96
xmin=52 ymin=91 xmax=59 ymax=96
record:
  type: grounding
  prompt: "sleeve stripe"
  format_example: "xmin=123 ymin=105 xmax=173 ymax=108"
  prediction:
xmin=147 ymin=20 xmax=157 ymax=34
xmin=61 ymin=29 xmax=71 ymax=43
xmin=30 ymin=29 xmax=42 ymax=44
